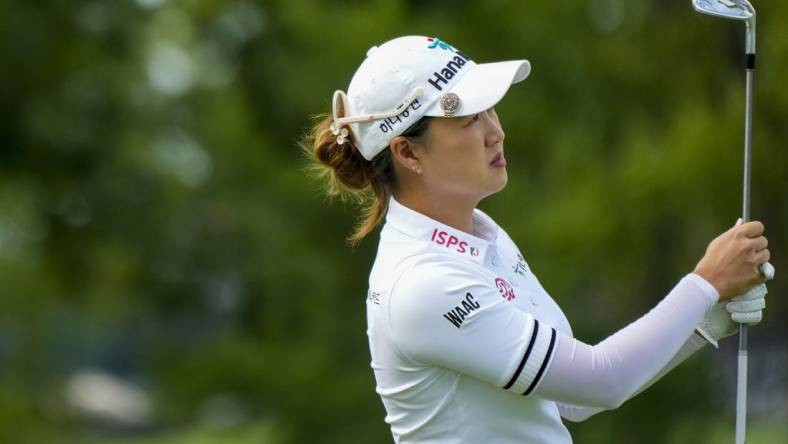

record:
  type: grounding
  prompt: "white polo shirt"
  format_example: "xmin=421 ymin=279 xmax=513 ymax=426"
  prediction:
xmin=366 ymin=196 xmax=574 ymax=443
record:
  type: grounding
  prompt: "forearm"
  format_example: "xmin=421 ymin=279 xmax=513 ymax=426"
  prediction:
xmin=536 ymin=274 xmax=717 ymax=410
xmin=557 ymin=333 xmax=707 ymax=422
xmin=631 ymin=332 xmax=708 ymax=397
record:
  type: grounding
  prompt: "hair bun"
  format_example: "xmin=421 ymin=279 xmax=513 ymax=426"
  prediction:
xmin=301 ymin=113 xmax=398 ymax=246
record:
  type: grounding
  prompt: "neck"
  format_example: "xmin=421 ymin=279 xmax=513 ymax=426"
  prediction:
xmin=394 ymin=189 xmax=478 ymax=236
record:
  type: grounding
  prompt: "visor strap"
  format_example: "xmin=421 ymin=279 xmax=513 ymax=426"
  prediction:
xmin=333 ymin=88 xmax=424 ymax=125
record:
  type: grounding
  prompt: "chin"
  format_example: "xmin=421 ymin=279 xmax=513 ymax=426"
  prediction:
xmin=481 ymin=171 xmax=508 ymax=198
xmin=494 ymin=169 xmax=508 ymax=191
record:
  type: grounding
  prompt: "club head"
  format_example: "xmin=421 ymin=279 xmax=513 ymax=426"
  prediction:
xmin=692 ymin=0 xmax=756 ymax=54
xmin=692 ymin=0 xmax=753 ymax=21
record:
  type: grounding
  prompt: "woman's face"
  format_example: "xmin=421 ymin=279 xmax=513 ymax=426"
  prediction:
xmin=417 ymin=107 xmax=508 ymax=201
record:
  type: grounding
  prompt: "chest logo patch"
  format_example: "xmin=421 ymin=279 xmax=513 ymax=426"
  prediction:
xmin=513 ymin=253 xmax=528 ymax=276
xmin=495 ymin=277 xmax=516 ymax=301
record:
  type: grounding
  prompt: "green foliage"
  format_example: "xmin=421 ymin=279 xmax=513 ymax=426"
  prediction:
xmin=0 ymin=0 xmax=785 ymax=443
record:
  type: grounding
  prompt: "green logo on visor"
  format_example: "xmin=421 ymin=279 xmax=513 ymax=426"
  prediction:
xmin=427 ymin=37 xmax=455 ymax=51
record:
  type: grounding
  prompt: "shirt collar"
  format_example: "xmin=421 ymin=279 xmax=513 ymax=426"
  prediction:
xmin=385 ymin=195 xmax=499 ymax=264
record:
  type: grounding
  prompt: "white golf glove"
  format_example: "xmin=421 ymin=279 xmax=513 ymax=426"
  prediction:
xmin=695 ymin=262 xmax=774 ymax=348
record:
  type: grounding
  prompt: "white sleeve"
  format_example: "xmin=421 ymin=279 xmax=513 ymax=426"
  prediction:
xmin=389 ymin=259 xmax=558 ymax=395
xmin=556 ymin=333 xmax=708 ymax=422
xmin=389 ymin=259 xmax=718 ymax=409
xmin=535 ymin=273 xmax=718 ymax=409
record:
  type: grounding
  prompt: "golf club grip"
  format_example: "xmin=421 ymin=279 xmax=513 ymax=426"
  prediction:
xmin=736 ymin=324 xmax=748 ymax=444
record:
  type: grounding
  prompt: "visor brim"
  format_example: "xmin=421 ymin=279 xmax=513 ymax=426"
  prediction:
xmin=424 ymin=59 xmax=531 ymax=117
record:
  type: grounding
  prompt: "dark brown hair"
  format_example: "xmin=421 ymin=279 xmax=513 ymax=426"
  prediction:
xmin=300 ymin=115 xmax=432 ymax=246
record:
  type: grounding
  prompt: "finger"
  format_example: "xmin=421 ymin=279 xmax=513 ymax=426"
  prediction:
xmin=727 ymin=297 xmax=766 ymax=313
xmin=751 ymin=235 xmax=768 ymax=251
xmin=753 ymin=272 xmax=770 ymax=286
xmin=728 ymin=218 xmax=743 ymax=234
xmin=731 ymin=311 xmax=762 ymax=324
xmin=738 ymin=220 xmax=765 ymax=238
xmin=760 ymin=262 xmax=775 ymax=280
xmin=733 ymin=283 xmax=768 ymax=300
xmin=753 ymin=248 xmax=771 ymax=265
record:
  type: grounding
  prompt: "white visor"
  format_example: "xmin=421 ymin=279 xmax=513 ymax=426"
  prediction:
xmin=332 ymin=36 xmax=532 ymax=160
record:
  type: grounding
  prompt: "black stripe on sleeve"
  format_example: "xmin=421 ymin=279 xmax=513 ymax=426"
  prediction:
xmin=503 ymin=320 xmax=540 ymax=390
xmin=523 ymin=327 xmax=557 ymax=396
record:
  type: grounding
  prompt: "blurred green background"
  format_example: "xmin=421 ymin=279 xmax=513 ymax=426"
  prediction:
xmin=0 ymin=0 xmax=785 ymax=443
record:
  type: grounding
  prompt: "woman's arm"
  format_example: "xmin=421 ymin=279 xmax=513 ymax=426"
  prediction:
xmin=390 ymin=259 xmax=717 ymax=408
xmin=532 ymin=274 xmax=716 ymax=410
xmin=556 ymin=333 xmax=707 ymax=422
xmin=390 ymin=221 xmax=764 ymax=415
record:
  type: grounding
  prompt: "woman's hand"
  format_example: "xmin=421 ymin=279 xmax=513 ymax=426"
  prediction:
xmin=694 ymin=219 xmax=770 ymax=301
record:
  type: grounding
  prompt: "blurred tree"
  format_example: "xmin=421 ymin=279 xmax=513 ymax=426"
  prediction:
xmin=0 ymin=1 xmax=785 ymax=443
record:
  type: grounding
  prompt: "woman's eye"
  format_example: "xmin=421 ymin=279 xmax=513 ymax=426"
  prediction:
xmin=465 ymin=114 xmax=480 ymax=126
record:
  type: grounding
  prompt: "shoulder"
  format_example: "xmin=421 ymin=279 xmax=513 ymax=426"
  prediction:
xmin=387 ymin=253 xmax=499 ymax=330
xmin=391 ymin=253 xmax=484 ymax=300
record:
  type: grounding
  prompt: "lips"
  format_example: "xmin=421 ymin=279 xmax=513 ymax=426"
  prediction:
xmin=490 ymin=152 xmax=506 ymax=167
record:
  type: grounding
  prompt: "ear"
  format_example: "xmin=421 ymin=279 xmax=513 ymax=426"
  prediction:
xmin=389 ymin=136 xmax=423 ymax=174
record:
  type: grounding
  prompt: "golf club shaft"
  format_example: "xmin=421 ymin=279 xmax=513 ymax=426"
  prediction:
xmin=735 ymin=61 xmax=755 ymax=444
xmin=743 ymin=66 xmax=754 ymax=223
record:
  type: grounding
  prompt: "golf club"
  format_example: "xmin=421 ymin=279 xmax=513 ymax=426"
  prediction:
xmin=691 ymin=1 xmax=756 ymax=443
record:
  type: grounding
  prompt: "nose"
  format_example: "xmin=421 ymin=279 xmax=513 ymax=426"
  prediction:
xmin=484 ymin=108 xmax=505 ymax=147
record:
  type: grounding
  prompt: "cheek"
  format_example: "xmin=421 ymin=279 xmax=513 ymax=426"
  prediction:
xmin=429 ymin=145 xmax=488 ymax=186
xmin=422 ymin=127 xmax=491 ymax=187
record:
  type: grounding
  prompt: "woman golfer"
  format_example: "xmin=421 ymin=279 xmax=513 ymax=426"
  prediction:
xmin=302 ymin=36 xmax=773 ymax=443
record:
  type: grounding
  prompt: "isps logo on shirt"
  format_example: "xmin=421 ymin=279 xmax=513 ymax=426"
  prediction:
xmin=430 ymin=228 xmax=472 ymax=254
